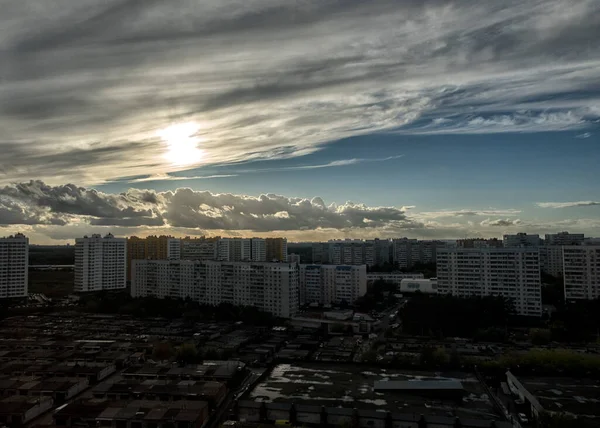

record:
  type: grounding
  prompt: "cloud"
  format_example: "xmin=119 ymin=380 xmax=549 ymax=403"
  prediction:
xmin=537 ymin=201 xmax=600 ymax=208
xmin=122 ymin=155 xmax=405 ymax=183
xmin=405 ymin=110 xmax=589 ymax=134
xmin=575 ymin=132 xmax=592 ymax=139
xmin=1 ymin=0 xmax=599 ymax=184
xmin=127 ymin=174 xmax=238 ymax=184
xmin=418 ymin=209 xmax=522 ymax=219
xmin=0 ymin=180 xmax=417 ymax=232
xmin=480 ymin=218 xmax=523 ymax=227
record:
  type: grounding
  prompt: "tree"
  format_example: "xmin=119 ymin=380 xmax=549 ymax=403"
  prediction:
xmin=538 ymin=412 xmax=595 ymax=428
xmin=361 ymin=350 xmax=378 ymax=363
xmin=176 ymin=343 xmax=200 ymax=365
xmin=530 ymin=328 xmax=552 ymax=345
xmin=153 ymin=342 xmax=174 ymax=361
xmin=419 ymin=346 xmax=448 ymax=368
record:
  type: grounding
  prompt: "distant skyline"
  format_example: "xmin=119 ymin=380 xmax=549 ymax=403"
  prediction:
xmin=1 ymin=0 xmax=599 ymax=244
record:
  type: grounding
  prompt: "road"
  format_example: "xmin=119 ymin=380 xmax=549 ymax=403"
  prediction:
xmin=206 ymin=368 xmax=266 ymax=428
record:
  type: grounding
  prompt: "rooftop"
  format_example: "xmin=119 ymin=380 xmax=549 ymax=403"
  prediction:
xmin=248 ymin=363 xmax=500 ymax=421
xmin=520 ymin=376 xmax=600 ymax=418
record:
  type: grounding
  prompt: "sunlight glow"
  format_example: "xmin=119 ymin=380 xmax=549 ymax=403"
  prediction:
xmin=157 ymin=122 xmax=204 ymax=166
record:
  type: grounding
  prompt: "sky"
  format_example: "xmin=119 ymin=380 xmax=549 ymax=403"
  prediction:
xmin=0 ymin=0 xmax=599 ymax=244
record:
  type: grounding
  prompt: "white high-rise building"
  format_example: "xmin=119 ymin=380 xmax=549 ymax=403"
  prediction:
xmin=75 ymin=234 xmax=127 ymax=292
xmin=392 ymin=238 xmax=418 ymax=268
xmin=217 ymin=238 xmax=266 ymax=262
xmin=0 ymin=233 xmax=29 ymax=299
xmin=563 ymin=246 xmax=600 ymax=301
xmin=437 ymin=248 xmax=542 ymax=317
xmin=167 ymin=238 xmax=181 ymax=260
xmin=251 ymin=238 xmax=267 ymax=262
xmin=503 ymin=233 xmax=541 ymax=247
xmin=132 ymin=260 xmax=299 ymax=318
xmin=299 ymin=264 xmax=367 ymax=306
xmin=180 ymin=237 xmax=219 ymax=261
xmin=539 ymin=246 xmax=564 ymax=277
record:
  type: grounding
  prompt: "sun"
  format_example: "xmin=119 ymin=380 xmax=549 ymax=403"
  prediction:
xmin=157 ymin=122 xmax=204 ymax=166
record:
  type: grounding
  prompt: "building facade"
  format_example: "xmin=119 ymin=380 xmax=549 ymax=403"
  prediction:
xmin=539 ymin=246 xmax=564 ymax=277
xmin=126 ymin=235 xmax=172 ymax=280
xmin=179 ymin=236 xmax=219 ymax=261
xmin=437 ymin=248 xmax=542 ymax=317
xmin=288 ymin=253 xmax=301 ymax=264
xmin=299 ymin=265 xmax=367 ymax=306
xmin=545 ymin=232 xmax=585 ymax=246
xmin=503 ymin=233 xmax=541 ymax=247
xmin=132 ymin=260 xmax=299 ymax=318
xmin=563 ymin=246 xmax=600 ymax=301
xmin=75 ymin=234 xmax=127 ymax=292
xmin=456 ymin=238 xmax=503 ymax=248
xmin=399 ymin=278 xmax=438 ymax=294
xmin=0 ymin=234 xmax=29 ymax=299
xmin=311 ymin=242 xmax=330 ymax=264
xmin=216 ymin=238 xmax=267 ymax=262
xmin=392 ymin=239 xmax=446 ymax=268
xmin=167 ymin=238 xmax=181 ymax=260
xmin=266 ymin=238 xmax=288 ymax=262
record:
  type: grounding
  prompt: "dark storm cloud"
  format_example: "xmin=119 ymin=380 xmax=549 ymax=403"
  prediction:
xmin=0 ymin=180 xmax=417 ymax=231
xmin=0 ymin=181 xmax=157 ymax=219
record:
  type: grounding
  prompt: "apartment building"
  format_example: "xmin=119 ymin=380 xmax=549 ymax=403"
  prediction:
xmin=456 ymin=238 xmax=503 ymax=248
xmin=217 ymin=238 xmax=266 ymax=262
xmin=251 ymin=238 xmax=267 ymax=262
xmin=311 ymin=242 xmax=330 ymax=264
xmin=75 ymin=234 xmax=127 ymax=292
xmin=126 ymin=235 xmax=172 ymax=280
xmin=503 ymin=233 xmax=541 ymax=247
xmin=132 ymin=261 xmax=299 ymax=318
xmin=167 ymin=238 xmax=181 ymax=259
xmin=299 ymin=264 xmax=367 ymax=306
xmin=392 ymin=238 xmax=418 ymax=269
xmin=266 ymin=238 xmax=288 ymax=262
xmin=545 ymin=232 xmax=585 ymax=246
xmin=392 ymin=239 xmax=446 ymax=268
xmin=539 ymin=246 xmax=564 ymax=277
xmin=288 ymin=253 xmax=301 ymax=264
xmin=179 ymin=236 xmax=219 ymax=260
xmin=366 ymin=272 xmax=425 ymax=286
xmin=369 ymin=238 xmax=392 ymax=266
xmin=437 ymin=248 xmax=542 ymax=317
xmin=0 ymin=233 xmax=28 ymax=299
xmin=563 ymin=246 xmax=600 ymax=301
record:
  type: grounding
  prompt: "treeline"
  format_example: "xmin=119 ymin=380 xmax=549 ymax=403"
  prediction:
xmin=367 ymin=262 xmax=437 ymax=278
xmin=400 ymin=294 xmax=512 ymax=338
xmin=78 ymin=292 xmax=277 ymax=325
xmin=29 ymin=246 xmax=74 ymax=265
xmin=480 ymin=349 xmax=600 ymax=379
xmin=354 ymin=279 xmax=399 ymax=312
xmin=547 ymin=299 xmax=600 ymax=342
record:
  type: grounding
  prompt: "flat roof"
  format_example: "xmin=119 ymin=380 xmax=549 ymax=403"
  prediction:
xmin=249 ymin=363 xmax=500 ymax=421
xmin=374 ymin=380 xmax=464 ymax=391
xmin=520 ymin=377 xmax=600 ymax=417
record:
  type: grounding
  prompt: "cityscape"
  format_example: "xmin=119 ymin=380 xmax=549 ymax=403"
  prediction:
xmin=2 ymin=0 xmax=600 ymax=428
xmin=1 ymin=231 xmax=600 ymax=427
